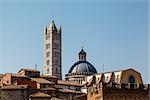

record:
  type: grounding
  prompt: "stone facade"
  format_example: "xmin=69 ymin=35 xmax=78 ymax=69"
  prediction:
xmin=18 ymin=69 xmax=40 ymax=78
xmin=1 ymin=85 xmax=30 ymax=100
xmin=87 ymin=82 xmax=150 ymax=100
xmin=84 ymin=68 xmax=143 ymax=85
xmin=44 ymin=19 xmax=62 ymax=79
xmin=0 ymin=74 xmax=3 ymax=87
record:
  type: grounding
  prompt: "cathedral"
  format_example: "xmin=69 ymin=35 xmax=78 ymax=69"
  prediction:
xmin=42 ymin=19 xmax=149 ymax=100
xmin=0 ymin=19 xmax=149 ymax=100
xmin=44 ymin=19 xmax=98 ymax=83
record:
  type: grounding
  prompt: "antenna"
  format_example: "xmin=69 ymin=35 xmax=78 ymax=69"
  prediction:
xmin=102 ymin=64 xmax=104 ymax=73
xmin=35 ymin=64 xmax=37 ymax=70
xmin=42 ymin=69 xmax=44 ymax=75
xmin=51 ymin=11 xmax=54 ymax=21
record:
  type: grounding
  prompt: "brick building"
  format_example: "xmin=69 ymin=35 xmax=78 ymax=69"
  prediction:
xmin=79 ymin=68 xmax=149 ymax=100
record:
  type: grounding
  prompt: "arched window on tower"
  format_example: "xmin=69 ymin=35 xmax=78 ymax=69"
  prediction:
xmin=129 ymin=76 xmax=135 ymax=84
xmin=47 ymin=68 xmax=49 ymax=74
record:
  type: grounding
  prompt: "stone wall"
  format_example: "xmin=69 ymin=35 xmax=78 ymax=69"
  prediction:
xmin=1 ymin=89 xmax=29 ymax=100
xmin=87 ymin=82 xmax=150 ymax=100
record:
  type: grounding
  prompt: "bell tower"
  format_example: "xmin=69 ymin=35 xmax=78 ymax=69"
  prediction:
xmin=44 ymin=19 xmax=62 ymax=79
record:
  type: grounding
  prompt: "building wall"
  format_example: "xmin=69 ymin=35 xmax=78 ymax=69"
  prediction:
xmin=87 ymin=82 xmax=150 ymax=100
xmin=19 ymin=70 xmax=40 ymax=78
xmin=29 ymin=97 xmax=51 ymax=100
xmin=2 ymin=74 xmax=37 ymax=89
xmin=121 ymin=69 xmax=143 ymax=84
xmin=104 ymin=88 xmax=149 ymax=100
xmin=0 ymin=74 xmax=3 ymax=87
xmin=87 ymin=83 xmax=103 ymax=100
xmin=57 ymin=92 xmax=76 ymax=100
xmin=17 ymin=79 xmax=37 ymax=89
xmin=1 ymin=89 xmax=29 ymax=100
xmin=2 ymin=74 xmax=11 ymax=85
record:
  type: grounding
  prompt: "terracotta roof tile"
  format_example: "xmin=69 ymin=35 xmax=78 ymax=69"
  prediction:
xmin=58 ymin=89 xmax=83 ymax=94
xmin=18 ymin=69 xmax=40 ymax=73
xmin=3 ymin=73 xmax=27 ymax=78
xmin=51 ymin=97 xmax=62 ymax=100
xmin=0 ymin=74 xmax=4 ymax=77
xmin=1 ymin=85 xmax=28 ymax=90
xmin=40 ymin=87 xmax=56 ymax=91
xmin=30 ymin=92 xmax=51 ymax=97
xmin=40 ymin=75 xmax=59 ymax=79
xmin=31 ymin=78 xmax=54 ymax=84
xmin=57 ymin=80 xmax=82 ymax=86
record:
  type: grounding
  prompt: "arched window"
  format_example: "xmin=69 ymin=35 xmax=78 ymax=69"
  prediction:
xmin=47 ymin=68 xmax=49 ymax=74
xmin=129 ymin=76 xmax=135 ymax=84
xmin=116 ymin=75 xmax=119 ymax=83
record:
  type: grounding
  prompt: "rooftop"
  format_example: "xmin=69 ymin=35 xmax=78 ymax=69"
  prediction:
xmin=31 ymin=78 xmax=54 ymax=84
xmin=1 ymin=85 xmax=28 ymax=90
xmin=18 ymin=68 xmax=40 ymax=73
xmin=58 ymin=89 xmax=84 ymax=94
xmin=30 ymin=92 xmax=51 ymax=98
xmin=40 ymin=75 xmax=59 ymax=79
xmin=3 ymin=73 xmax=28 ymax=78
xmin=58 ymin=80 xmax=82 ymax=86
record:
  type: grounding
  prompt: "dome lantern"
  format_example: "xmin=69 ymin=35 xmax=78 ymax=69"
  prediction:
xmin=79 ymin=48 xmax=86 ymax=61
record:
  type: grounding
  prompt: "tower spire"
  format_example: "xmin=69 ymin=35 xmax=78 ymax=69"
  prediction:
xmin=58 ymin=25 xmax=62 ymax=34
xmin=49 ymin=18 xmax=57 ymax=32
xmin=44 ymin=26 xmax=47 ymax=34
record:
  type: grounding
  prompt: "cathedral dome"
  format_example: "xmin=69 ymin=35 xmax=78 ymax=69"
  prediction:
xmin=68 ymin=60 xmax=97 ymax=75
xmin=66 ymin=48 xmax=97 ymax=77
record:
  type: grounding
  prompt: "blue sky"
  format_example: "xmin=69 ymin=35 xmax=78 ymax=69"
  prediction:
xmin=0 ymin=0 xmax=149 ymax=83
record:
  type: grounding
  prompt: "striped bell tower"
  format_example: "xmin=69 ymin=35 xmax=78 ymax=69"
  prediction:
xmin=44 ymin=19 xmax=62 ymax=79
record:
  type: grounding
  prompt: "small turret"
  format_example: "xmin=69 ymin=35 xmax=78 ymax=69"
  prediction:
xmin=58 ymin=25 xmax=62 ymax=34
xmin=44 ymin=26 xmax=47 ymax=34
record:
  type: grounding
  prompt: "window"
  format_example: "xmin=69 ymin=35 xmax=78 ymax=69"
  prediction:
xmin=56 ymin=68 xmax=58 ymax=74
xmin=129 ymin=76 xmax=135 ymax=84
xmin=47 ymin=60 xmax=49 ymax=65
xmin=54 ymin=51 xmax=59 ymax=58
xmin=55 ymin=60 xmax=58 ymax=65
xmin=47 ymin=68 xmax=49 ymax=74
xmin=116 ymin=75 xmax=119 ymax=83
xmin=46 ymin=43 xmax=50 ymax=49
xmin=54 ymin=34 xmax=59 ymax=40
xmin=46 ymin=52 xmax=50 ymax=57
xmin=106 ymin=76 xmax=109 ymax=82
xmin=54 ymin=43 xmax=59 ymax=49
xmin=46 ymin=34 xmax=50 ymax=40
